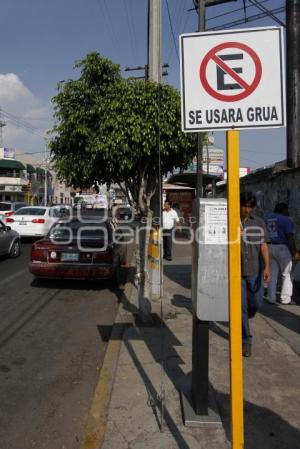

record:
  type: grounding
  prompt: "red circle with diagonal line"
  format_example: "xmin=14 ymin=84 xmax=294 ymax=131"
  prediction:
xmin=200 ymin=41 xmax=262 ymax=102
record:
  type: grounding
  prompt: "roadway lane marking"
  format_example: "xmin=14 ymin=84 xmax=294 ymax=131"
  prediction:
xmin=0 ymin=268 xmax=29 ymax=288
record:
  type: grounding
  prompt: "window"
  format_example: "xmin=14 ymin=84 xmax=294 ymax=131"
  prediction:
xmin=14 ymin=208 xmax=46 ymax=216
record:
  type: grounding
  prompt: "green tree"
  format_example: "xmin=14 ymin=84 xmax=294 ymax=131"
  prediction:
xmin=50 ymin=52 xmax=196 ymax=319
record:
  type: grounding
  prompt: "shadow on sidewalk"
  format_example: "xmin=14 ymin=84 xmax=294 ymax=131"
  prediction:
xmin=163 ymin=264 xmax=192 ymax=289
xmin=210 ymin=322 xmax=229 ymax=341
xmin=123 ymin=321 xmax=191 ymax=449
xmin=259 ymin=303 xmax=300 ymax=336
xmin=215 ymin=389 xmax=300 ymax=449
xmin=105 ymin=318 xmax=300 ymax=449
xmin=171 ymin=294 xmax=192 ymax=313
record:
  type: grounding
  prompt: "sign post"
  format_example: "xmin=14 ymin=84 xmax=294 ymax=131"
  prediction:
xmin=180 ymin=26 xmax=286 ymax=449
xmin=226 ymin=130 xmax=244 ymax=449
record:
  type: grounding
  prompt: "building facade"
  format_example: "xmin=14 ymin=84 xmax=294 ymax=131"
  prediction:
xmin=0 ymin=148 xmax=71 ymax=205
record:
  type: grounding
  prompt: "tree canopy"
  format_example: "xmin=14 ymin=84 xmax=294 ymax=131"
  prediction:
xmin=50 ymin=52 xmax=196 ymax=211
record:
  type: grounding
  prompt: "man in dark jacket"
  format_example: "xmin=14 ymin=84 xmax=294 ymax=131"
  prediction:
xmin=240 ymin=192 xmax=271 ymax=357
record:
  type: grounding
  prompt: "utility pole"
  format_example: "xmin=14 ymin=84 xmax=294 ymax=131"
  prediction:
xmin=192 ymin=0 xmax=209 ymax=417
xmin=148 ymin=0 xmax=162 ymax=299
xmin=44 ymin=143 xmax=48 ymax=206
xmin=0 ymin=109 xmax=6 ymax=148
xmin=286 ymin=1 xmax=300 ymax=168
xmin=148 ymin=0 xmax=162 ymax=83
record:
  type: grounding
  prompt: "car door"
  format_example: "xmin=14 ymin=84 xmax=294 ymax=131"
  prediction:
xmin=0 ymin=220 xmax=11 ymax=255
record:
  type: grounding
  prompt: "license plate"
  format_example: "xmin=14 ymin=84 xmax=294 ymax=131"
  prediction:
xmin=61 ymin=252 xmax=79 ymax=262
xmin=19 ymin=222 xmax=27 ymax=225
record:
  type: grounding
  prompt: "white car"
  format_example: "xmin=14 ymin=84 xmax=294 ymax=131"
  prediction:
xmin=0 ymin=201 xmax=27 ymax=217
xmin=6 ymin=206 xmax=61 ymax=237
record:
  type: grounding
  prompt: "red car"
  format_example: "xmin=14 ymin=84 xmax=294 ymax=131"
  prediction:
xmin=29 ymin=217 xmax=127 ymax=284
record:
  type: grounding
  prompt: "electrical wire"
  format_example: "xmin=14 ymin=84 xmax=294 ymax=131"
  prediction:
xmin=206 ymin=0 xmax=272 ymax=22
xmin=165 ymin=0 xmax=184 ymax=68
xmin=1 ymin=108 xmax=47 ymax=140
xmin=165 ymin=0 xmax=180 ymax=64
xmin=123 ymin=0 xmax=138 ymax=61
xmin=248 ymin=0 xmax=285 ymax=27
xmin=240 ymin=155 xmax=267 ymax=166
xmin=207 ymin=6 xmax=285 ymax=31
xmin=95 ymin=0 xmax=119 ymax=54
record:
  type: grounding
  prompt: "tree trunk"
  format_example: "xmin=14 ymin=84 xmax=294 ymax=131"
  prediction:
xmin=136 ymin=207 xmax=153 ymax=322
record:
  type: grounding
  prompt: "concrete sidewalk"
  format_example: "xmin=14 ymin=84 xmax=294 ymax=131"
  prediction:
xmin=91 ymin=243 xmax=300 ymax=449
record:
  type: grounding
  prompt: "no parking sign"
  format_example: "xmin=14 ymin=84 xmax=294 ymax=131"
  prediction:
xmin=180 ymin=27 xmax=286 ymax=131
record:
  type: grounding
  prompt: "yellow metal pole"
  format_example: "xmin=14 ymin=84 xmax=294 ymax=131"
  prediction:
xmin=226 ymin=130 xmax=244 ymax=449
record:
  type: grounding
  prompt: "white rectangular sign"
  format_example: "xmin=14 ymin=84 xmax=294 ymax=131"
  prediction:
xmin=180 ymin=26 xmax=286 ymax=131
xmin=204 ymin=204 xmax=227 ymax=244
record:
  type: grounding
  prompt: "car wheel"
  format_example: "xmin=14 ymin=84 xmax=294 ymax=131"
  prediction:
xmin=9 ymin=239 xmax=21 ymax=258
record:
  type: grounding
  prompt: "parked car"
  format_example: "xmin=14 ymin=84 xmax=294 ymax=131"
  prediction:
xmin=52 ymin=204 xmax=72 ymax=217
xmin=29 ymin=217 xmax=127 ymax=283
xmin=0 ymin=219 xmax=21 ymax=258
xmin=113 ymin=205 xmax=134 ymax=221
xmin=0 ymin=201 xmax=27 ymax=217
xmin=6 ymin=206 xmax=61 ymax=237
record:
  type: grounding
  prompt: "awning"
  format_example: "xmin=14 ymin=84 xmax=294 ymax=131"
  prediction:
xmin=26 ymin=164 xmax=36 ymax=173
xmin=163 ymin=183 xmax=194 ymax=191
xmin=0 ymin=159 xmax=26 ymax=170
xmin=167 ymin=172 xmax=219 ymax=189
xmin=36 ymin=167 xmax=45 ymax=175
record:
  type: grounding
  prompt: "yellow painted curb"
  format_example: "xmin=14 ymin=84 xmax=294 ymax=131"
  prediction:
xmin=81 ymin=281 xmax=134 ymax=449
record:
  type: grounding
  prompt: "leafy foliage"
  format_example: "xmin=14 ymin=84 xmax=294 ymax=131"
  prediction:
xmin=50 ymin=52 xmax=196 ymax=210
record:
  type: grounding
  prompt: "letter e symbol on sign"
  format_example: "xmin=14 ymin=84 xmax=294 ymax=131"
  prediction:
xmin=217 ymin=54 xmax=243 ymax=91
xmin=200 ymin=42 xmax=262 ymax=102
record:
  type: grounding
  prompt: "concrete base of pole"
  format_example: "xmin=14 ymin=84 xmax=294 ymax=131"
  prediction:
xmin=180 ymin=387 xmax=222 ymax=426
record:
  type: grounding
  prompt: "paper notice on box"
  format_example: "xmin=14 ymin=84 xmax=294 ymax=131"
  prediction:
xmin=204 ymin=204 xmax=228 ymax=244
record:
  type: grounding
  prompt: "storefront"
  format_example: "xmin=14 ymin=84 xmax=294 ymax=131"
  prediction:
xmin=0 ymin=158 xmax=27 ymax=202
xmin=163 ymin=183 xmax=195 ymax=226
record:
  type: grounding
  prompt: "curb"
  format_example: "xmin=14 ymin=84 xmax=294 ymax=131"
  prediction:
xmin=80 ymin=273 xmax=135 ymax=449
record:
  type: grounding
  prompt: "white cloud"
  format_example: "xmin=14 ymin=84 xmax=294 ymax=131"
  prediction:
xmin=0 ymin=73 xmax=52 ymax=155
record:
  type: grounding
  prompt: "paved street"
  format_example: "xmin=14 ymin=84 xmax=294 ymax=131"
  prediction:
xmin=0 ymin=240 xmax=121 ymax=449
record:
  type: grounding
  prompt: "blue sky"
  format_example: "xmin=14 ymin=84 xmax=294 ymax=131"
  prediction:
xmin=0 ymin=0 xmax=286 ymax=169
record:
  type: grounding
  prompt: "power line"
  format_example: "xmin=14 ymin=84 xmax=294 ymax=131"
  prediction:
xmin=167 ymin=0 xmax=191 ymax=67
xmin=248 ymin=0 xmax=285 ymax=27
xmin=206 ymin=0 xmax=272 ymax=22
xmin=0 ymin=109 xmax=6 ymax=147
xmin=123 ymin=0 xmax=138 ymax=61
xmin=0 ymin=108 xmax=47 ymax=139
xmin=95 ymin=0 xmax=119 ymax=54
xmin=207 ymin=6 xmax=285 ymax=31
xmin=165 ymin=0 xmax=180 ymax=64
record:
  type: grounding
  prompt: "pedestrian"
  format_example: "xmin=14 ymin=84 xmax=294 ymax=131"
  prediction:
xmin=240 ymin=192 xmax=271 ymax=357
xmin=162 ymin=200 xmax=180 ymax=261
xmin=264 ymin=203 xmax=300 ymax=305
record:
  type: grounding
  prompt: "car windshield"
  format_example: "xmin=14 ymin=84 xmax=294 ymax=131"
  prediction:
xmin=0 ymin=203 xmax=11 ymax=211
xmin=14 ymin=208 xmax=47 ymax=216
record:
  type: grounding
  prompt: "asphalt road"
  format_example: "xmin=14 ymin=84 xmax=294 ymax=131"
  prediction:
xmin=0 ymin=239 xmax=122 ymax=449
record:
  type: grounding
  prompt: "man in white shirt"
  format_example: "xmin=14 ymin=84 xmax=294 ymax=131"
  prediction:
xmin=162 ymin=201 xmax=180 ymax=261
